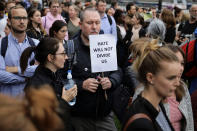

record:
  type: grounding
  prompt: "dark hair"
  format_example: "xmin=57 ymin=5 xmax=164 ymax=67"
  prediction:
xmin=174 ymin=6 xmax=182 ymax=17
xmin=27 ymin=8 xmax=45 ymax=33
xmin=0 ymin=2 xmax=5 ymax=11
xmin=8 ymin=5 xmax=25 ymax=19
xmin=49 ymin=20 xmax=67 ymax=37
xmin=126 ymin=2 xmax=134 ymax=12
xmin=111 ymin=2 xmax=117 ymax=8
xmin=0 ymin=85 xmax=64 ymax=131
xmin=96 ymin=0 xmax=106 ymax=6
xmin=114 ymin=9 xmax=124 ymax=25
xmin=20 ymin=37 xmax=60 ymax=74
xmin=74 ymin=1 xmax=81 ymax=6
xmin=64 ymin=2 xmax=70 ymax=7
xmin=49 ymin=0 xmax=59 ymax=8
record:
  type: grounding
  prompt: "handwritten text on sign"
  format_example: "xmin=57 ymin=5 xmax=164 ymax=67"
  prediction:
xmin=89 ymin=34 xmax=117 ymax=73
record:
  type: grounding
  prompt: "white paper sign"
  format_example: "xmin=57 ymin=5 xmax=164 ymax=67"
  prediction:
xmin=89 ymin=34 xmax=117 ymax=73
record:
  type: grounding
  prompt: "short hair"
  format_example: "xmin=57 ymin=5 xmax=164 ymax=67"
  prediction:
xmin=80 ymin=7 xmax=99 ymax=22
xmin=49 ymin=0 xmax=59 ymax=8
xmin=96 ymin=0 xmax=106 ymax=6
xmin=8 ymin=5 xmax=26 ymax=19
xmin=64 ymin=2 xmax=70 ymax=7
xmin=147 ymin=19 xmax=166 ymax=41
xmin=126 ymin=2 xmax=135 ymax=12
xmin=111 ymin=2 xmax=117 ymax=8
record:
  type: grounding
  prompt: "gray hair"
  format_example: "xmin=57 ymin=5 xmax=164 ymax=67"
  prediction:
xmin=147 ymin=19 xmax=166 ymax=41
xmin=80 ymin=7 xmax=99 ymax=22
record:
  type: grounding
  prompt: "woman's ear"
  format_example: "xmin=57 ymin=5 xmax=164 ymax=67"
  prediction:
xmin=146 ymin=72 xmax=154 ymax=85
xmin=47 ymin=54 xmax=55 ymax=63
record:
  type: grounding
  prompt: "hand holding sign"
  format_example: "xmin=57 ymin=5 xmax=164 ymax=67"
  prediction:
xmin=97 ymin=76 xmax=112 ymax=90
xmin=82 ymin=78 xmax=100 ymax=93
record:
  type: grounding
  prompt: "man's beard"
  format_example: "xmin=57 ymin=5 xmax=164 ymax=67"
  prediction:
xmin=11 ymin=26 xmax=26 ymax=34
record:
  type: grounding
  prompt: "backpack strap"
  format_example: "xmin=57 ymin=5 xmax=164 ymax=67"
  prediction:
xmin=1 ymin=36 xmax=35 ymax=58
xmin=44 ymin=16 xmax=47 ymax=29
xmin=123 ymin=113 xmax=152 ymax=131
xmin=1 ymin=36 xmax=8 ymax=58
xmin=107 ymin=15 xmax=112 ymax=25
xmin=27 ymin=36 xmax=35 ymax=47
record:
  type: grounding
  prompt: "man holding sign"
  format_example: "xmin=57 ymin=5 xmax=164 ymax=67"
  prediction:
xmin=70 ymin=8 xmax=122 ymax=131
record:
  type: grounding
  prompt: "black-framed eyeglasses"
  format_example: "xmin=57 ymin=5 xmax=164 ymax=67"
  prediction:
xmin=12 ymin=16 xmax=28 ymax=21
xmin=55 ymin=52 xmax=67 ymax=57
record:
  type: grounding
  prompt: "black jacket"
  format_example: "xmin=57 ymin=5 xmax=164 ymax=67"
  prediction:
xmin=123 ymin=95 xmax=174 ymax=131
xmin=71 ymin=33 xmax=123 ymax=119
xmin=25 ymin=65 xmax=71 ymax=131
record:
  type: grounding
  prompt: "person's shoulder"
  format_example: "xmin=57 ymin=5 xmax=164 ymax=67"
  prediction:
xmin=126 ymin=118 xmax=155 ymax=131
xmin=31 ymin=38 xmax=39 ymax=46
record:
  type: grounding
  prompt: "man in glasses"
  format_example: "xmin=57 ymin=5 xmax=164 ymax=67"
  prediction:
xmin=0 ymin=5 xmax=39 ymax=96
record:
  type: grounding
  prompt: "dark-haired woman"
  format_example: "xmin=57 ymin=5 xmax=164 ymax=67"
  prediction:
xmin=49 ymin=20 xmax=68 ymax=44
xmin=130 ymin=13 xmax=146 ymax=42
xmin=26 ymin=9 xmax=46 ymax=40
xmin=20 ymin=37 xmax=77 ymax=131
xmin=160 ymin=8 xmax=176 ymax=44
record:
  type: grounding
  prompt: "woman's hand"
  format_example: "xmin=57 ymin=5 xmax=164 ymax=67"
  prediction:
xmin=62 ymin=85 xmax=77 ymax=102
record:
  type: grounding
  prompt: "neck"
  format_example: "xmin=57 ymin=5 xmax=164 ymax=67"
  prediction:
xmin=51 ymin=12 xmax=58 ymax=17
xmin=80 ymin=33 xmax=89 ymax=46
xmin=99 ymin=12 xmax=105 ymax=17
xmin=134 ymin=24 xmax=141 ymax=29
xmin=189 ymin=17 xmax=196 ymax=23
xmin=142 ymin=86 xmax=162 ymax=111
xmin=70 ymin=16 xmax=77 ymax=21
xmin=32 ymin=22 xmax=39 ymax=29
xmin=11 ymin=31 xmax=26 ymax=43
xmin=45 ymin=63 xmax=57 ymax=73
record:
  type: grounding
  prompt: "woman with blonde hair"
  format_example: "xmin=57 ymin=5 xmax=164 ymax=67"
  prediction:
xmin=130 ymin=38 xmax=194 ymax=131
xmin=123 ymin=37 xmax=181 ymax=131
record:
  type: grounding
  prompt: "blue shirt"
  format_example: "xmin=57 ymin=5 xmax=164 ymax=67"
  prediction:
xmin=100 ymin=13 xmax=117 ymax=42
xmin=0 ymin=33 xmax=39 ymax=96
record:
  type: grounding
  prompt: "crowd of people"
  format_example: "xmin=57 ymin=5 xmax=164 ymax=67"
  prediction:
xmin=0 ymin=0 xmax=197 ymax=131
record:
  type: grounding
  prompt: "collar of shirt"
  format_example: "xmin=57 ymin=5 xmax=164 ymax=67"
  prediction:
xmin=9 ymin=32 xmax=28 ymax=44
xmin=101 ymin=13 xmax=108 ymax=19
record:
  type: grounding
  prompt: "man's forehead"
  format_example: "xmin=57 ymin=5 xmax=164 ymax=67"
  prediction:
xmin=12 ymin=8 xmax=27 ymax=15
xmin=84 ymin=11 xmax=100 ymax=20
xmin=191 ymin=5 xmax=197 ymax=10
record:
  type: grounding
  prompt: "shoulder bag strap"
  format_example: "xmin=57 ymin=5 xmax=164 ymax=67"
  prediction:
xmin=123 ymin=113 xmax=152 ymax=131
